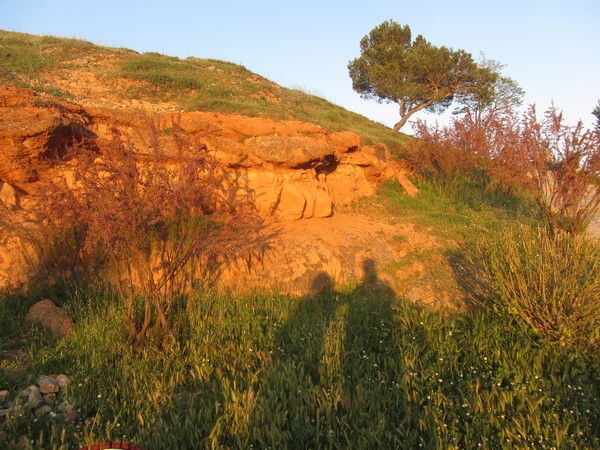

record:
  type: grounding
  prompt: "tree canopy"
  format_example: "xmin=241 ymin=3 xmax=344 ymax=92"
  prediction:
xmin=451 ymin=54 xmax=524 ymax=135
xmin=348 ymin=20 xmax=496 ymax=132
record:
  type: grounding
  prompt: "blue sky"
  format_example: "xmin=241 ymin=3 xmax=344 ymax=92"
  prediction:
xmin=2 ymin=0 xmax=598 ymax=132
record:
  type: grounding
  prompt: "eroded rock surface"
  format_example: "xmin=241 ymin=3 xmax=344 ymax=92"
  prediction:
xmin=0 ymin=84 xmax=420 ymax=295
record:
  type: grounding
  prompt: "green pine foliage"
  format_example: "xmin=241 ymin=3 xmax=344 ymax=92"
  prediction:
xmin=348 ymin=20 xmax=496 ymax=131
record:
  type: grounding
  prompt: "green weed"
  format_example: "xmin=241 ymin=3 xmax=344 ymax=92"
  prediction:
xmin=1 ymin=285 xmax=598 ymax=449
xmin=466 ymin=225 xmax=600 ymax=350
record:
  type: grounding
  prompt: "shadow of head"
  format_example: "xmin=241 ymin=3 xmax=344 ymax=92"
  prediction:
xmin=309 ymin=271 xmax=333 ymax=295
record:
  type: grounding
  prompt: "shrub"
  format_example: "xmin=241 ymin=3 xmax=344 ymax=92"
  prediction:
xmin=13 ymin=117 xmax=263 ymax=347
xmin=468 ymin=225 xmax=600 ymax=349
xmin=519 ymin=106 xmax=600 ymax=234
xmin=407 ymin=117 xmax=488 ymax=193
xmin=410 ymin=104 xmax=600 ymax=234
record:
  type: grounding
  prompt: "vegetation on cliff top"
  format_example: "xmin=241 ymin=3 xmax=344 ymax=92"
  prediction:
xmin=0 ymin=29 xmax=410 ymax=150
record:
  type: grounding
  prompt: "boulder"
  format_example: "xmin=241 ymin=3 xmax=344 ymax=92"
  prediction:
xmin=327 ymin=130 xmax=361 ymax=151
xmin=25 ymin=299 xmax=74 ymax=338
xmin=245 ymin=135 xmax=333 ymax=167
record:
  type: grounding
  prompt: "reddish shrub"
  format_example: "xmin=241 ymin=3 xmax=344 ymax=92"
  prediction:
xmin=32 ymin=117 xmax=263 ymax=346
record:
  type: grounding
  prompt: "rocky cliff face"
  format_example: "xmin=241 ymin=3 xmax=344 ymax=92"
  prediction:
xmin=0 ymin=84 xmax=419 ymax=295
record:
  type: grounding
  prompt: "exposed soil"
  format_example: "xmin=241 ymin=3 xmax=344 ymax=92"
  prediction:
xmin=219 ymin=210 xmax=463 ymax=311
xmin=44 ymin=54 xmax=180 ymax=113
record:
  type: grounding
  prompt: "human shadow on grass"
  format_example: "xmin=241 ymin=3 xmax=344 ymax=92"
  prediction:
xmin=142 ymin=260 xmax=427 ymax=449
xmin=248 ymin=259 xmax=416 ymax=449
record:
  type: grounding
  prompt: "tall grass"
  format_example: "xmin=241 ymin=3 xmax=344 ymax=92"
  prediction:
xmin=1 ymin=283 xmax=598 ymax=449
xmin=466 ymin=225 xmax=600 ymax=350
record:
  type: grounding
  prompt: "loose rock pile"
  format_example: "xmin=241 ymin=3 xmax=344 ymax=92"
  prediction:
xmin=0 ymin=374 xmax=76 ymax=422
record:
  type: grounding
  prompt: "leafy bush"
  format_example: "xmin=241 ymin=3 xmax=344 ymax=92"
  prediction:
xmin=407 ymin=117 xmax=489 ymax=193
xmin=468 ymin=225 xmax=600 ymax=349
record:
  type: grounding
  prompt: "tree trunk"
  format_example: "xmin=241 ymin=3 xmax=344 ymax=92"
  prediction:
xmin=392 ymin=116 xmax=410 ymax=132
xmin=392 ymin=100 xmax=433 ymax=132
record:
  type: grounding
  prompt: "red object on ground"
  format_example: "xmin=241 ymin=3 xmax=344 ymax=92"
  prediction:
xmin=79 ymin=444 xmax=141 ymax=450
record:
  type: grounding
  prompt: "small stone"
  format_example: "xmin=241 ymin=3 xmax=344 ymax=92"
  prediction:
xmin=28 ymin=385 xmax=44 ymax=409
xmin=56 ymin=374 xmax=71 ymax=388
xmin=25 ymin=299 xmax=74 ymax=338
xmin=36 ymin=374 xmax=59 ymax=387
xmin=34 ymin=404 xmax=52 ymax=417
xmin=17 ymin=385 xmax=32 ymax=398
xmin=15 ymin=386 xmax=34 ymax=406
xmin=36 ymin=374 xmax=61 ymax=394
xmin=55 ymin=401 xmax=67 ymax=413
xmin=0 ymin=390 xmax=9 ymax=405
xmin=44 ymin=393 xmax=58 ymax=405
xmin=0 ymin=404 xmax=26 ymax=418
xmin=55 ymin=400 xmax=74 ymax=413
xmin=39 ymin=382 xmax=60 ymax=395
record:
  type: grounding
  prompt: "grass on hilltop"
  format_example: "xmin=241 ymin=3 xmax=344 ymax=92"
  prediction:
xmin=0 ymin=29 xmax=410 ymax=151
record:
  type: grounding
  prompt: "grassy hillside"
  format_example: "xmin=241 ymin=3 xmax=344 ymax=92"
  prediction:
xmin=0 ymin=29 xmax=410 ymax=151
xmin=1 ymin=29 xmax=599 ymax=450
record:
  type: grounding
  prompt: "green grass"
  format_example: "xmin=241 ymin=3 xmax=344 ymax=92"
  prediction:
xmin=1 ymin=282 xmax=599 ymax=449
xmin=0 ymin=30 xmax=129 ymax=77
xmin=374 ymin=177 xmax=543 ymax=242
xmin=0 ymin=30 xmax=125 ymax=96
